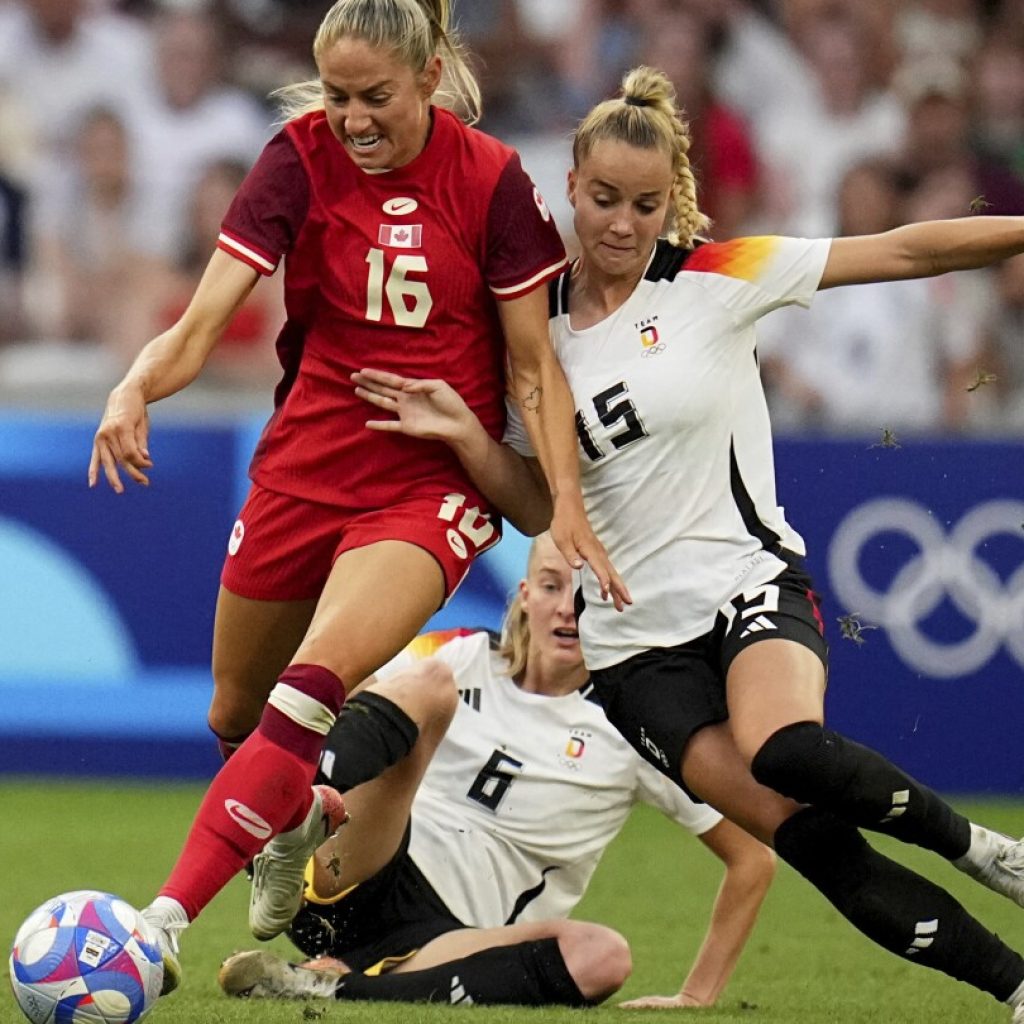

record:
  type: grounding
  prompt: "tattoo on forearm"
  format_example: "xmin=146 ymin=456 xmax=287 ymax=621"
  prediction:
xmin=522 ymin=386 xmax=542 ymax=412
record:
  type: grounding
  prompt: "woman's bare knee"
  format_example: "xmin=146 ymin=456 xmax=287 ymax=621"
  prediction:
xmin=370 ymin=660 xmax=458 ymax=739
xmin=556 ymin=921 xmax=632 ymax=1002
xmin=207 ymin=683 xmax=266 ymax=739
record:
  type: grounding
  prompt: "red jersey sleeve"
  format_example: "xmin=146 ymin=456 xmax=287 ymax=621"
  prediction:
xmin=485 ymin=154 xmax=566 ymax=300
xmin=217 ymin=130 xmax=310 ymax=276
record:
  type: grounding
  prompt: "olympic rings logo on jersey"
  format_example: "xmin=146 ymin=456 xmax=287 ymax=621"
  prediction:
xmin=640 ymin=343 xmax=666 ymax=358
xmin=827 ymin=497 xmax=1024 ymax=678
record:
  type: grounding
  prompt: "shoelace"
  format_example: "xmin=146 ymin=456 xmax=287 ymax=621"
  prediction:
xmin=162 ymin=919 xmax=187 ymax=954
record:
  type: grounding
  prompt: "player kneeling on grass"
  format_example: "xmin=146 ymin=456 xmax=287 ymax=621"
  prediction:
xmin=219 ymin=533 xmax=775 ymax=1008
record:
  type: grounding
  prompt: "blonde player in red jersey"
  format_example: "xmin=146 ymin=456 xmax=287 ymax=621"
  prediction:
xmin=351 ymin=65 xmax=1024 ymax=1022
xmin=87 ymin=0 xmax=627 ymax=999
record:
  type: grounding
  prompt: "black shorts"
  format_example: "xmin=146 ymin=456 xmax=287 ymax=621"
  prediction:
xmin=589 ymin=559 xmax=828 ymax=794
xmin=287 ymin=825 xmax=464 ymax=973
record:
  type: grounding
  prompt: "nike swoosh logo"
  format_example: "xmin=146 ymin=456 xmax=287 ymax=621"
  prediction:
xmin=383 ymin=197 xmax=418 ymax=215
xmin=224 ymin=799 xmax=273 ymax=839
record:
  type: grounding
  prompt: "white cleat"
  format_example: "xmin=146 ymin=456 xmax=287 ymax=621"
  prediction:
xmin=956 ymin=825 xmax=1024 ymax=909
xmin=219 ymin=950 xmax=341 ymax=1000
xmin=140 ymin=908 xmax=186 ymax=996
xmin=249 ymin=785 xmax=348 ymax=941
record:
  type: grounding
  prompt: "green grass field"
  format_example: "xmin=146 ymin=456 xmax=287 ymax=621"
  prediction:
xmin=2 ymin=780 xmax=1022 ymax=1024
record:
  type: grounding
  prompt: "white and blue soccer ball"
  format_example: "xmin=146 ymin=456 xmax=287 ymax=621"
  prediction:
xmin=8 ymin=891 xmax=163 ymax=1024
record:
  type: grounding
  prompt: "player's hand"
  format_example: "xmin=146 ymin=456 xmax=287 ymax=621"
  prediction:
xmin=618 ymin=992 xmax=709 ymax=1010
xmin=550 ymin=494 xmax=631 ymax=612
xmin=352 ymin=368 xmax=473 ymax=443
xmin=88 ymin=384 xmax=153 ymax=493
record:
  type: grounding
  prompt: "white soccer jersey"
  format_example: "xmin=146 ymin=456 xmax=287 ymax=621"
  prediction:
xmin=371 ymin=631 xmax=721 ymax=928
xmin=506 ymin=236 xmax=831 ymax=669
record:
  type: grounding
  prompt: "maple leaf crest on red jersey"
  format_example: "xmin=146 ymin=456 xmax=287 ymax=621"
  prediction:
xmin=378 ymin=223 xmax=423 ymax=248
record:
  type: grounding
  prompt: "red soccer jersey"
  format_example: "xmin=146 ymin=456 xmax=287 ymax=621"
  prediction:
xmin=217 ymin=107 xmax=566 ymax=513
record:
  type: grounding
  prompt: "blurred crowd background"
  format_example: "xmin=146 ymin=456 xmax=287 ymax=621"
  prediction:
xmin=1 ymin=0 xmax=1024 ymax=435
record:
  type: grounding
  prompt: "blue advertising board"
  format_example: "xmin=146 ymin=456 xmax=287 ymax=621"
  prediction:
xmin=777 ymin=439 xmax=1024 ymax=795
xmin=0 ymin=413 xmax=1021 ymax=793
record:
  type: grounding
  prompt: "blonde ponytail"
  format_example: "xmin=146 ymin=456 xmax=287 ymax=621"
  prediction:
xmin=498 ymin=590 xmax=530 ymax=682
xmin=498 ymin=536 xmax=548 ymax=680
xmin=274 ymin=0 xmax=481 ymax=125
xmin=573 ymin=65 xmax=711 ymax=246
xmin=416 ymin=0 xmax=482 ymax=124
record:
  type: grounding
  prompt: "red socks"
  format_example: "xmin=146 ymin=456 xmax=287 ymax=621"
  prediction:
xmin=161 ymin=665 xmax=344 ymax=920
xmin=210 ymin=727 xmax=250 ymax=763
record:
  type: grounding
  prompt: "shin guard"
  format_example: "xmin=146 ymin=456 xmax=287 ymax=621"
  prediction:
xmin=160 ymin=664 xmax=345 ymax=919
xmin=315 ymin=691 xmax=419 ymax=792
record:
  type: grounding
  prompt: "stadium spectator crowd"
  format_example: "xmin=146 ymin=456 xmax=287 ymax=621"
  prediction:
xmin=2 ymin=0 xmax=1024 ymax=431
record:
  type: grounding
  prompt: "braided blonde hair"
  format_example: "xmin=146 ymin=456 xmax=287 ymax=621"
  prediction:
xmin=275 ymin=0 xmax=481 ymax=125
xmin=573 ymin=65 xmax=710 ymax=246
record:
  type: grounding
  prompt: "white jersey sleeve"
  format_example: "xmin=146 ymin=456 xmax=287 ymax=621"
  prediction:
xmin=634 ymin=760 xmax=722 ymax=835
xmin=371 ymin=648 xmax=417 ymax=681
xmin=685 ymin=236 xmax=831 ymax=331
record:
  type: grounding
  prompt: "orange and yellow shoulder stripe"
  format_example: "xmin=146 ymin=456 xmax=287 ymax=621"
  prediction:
xmin=684 ymin=236 xmax=779 ymax=282
xmin=403 ymin=627 xmax=477 ymax=660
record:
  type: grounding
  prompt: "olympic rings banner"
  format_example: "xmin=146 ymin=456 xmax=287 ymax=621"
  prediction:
xmin=0 ymin=413 xmax=1021 ymax=793
xmin=778 ymin=437 xmax=1024 ymax=796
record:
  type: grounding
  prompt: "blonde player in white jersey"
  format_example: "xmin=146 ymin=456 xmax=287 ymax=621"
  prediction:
xmin=218 ymin=533 xmax=774 ymax=1008
xmin=349 ymin=65 xmax=1024 ymax=1022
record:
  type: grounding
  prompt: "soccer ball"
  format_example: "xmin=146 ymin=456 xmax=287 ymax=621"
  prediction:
xmin=8 ymin=891 xmax=163 ymax=1023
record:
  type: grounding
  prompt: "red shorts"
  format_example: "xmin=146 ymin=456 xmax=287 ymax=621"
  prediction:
xmin=220 ymin=484 xmax=501 ymax=603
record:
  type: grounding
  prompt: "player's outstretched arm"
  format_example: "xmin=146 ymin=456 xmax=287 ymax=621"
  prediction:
xmin=820 ymin=215 xmax=1024 ymax=290
xmin=619 ymin=820 xmax=774 ymax=1010
xmin=89 ymin=250 xmax=259 ymax=492
xmin=499 ymin=289 xmax=631 ymax=611
xmin=352 ymin=368 xmax=553 ymax=536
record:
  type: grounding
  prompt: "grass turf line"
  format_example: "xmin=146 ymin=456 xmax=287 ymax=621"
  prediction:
xmin=1 ymin=780 xmax=1021 ymax=1023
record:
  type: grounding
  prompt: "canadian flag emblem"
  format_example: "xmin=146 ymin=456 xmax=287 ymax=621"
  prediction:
xmin=228 ymin=519 xmax=245 ymax=556
xmin=378 ymin=223 xmax=423 ymax=248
